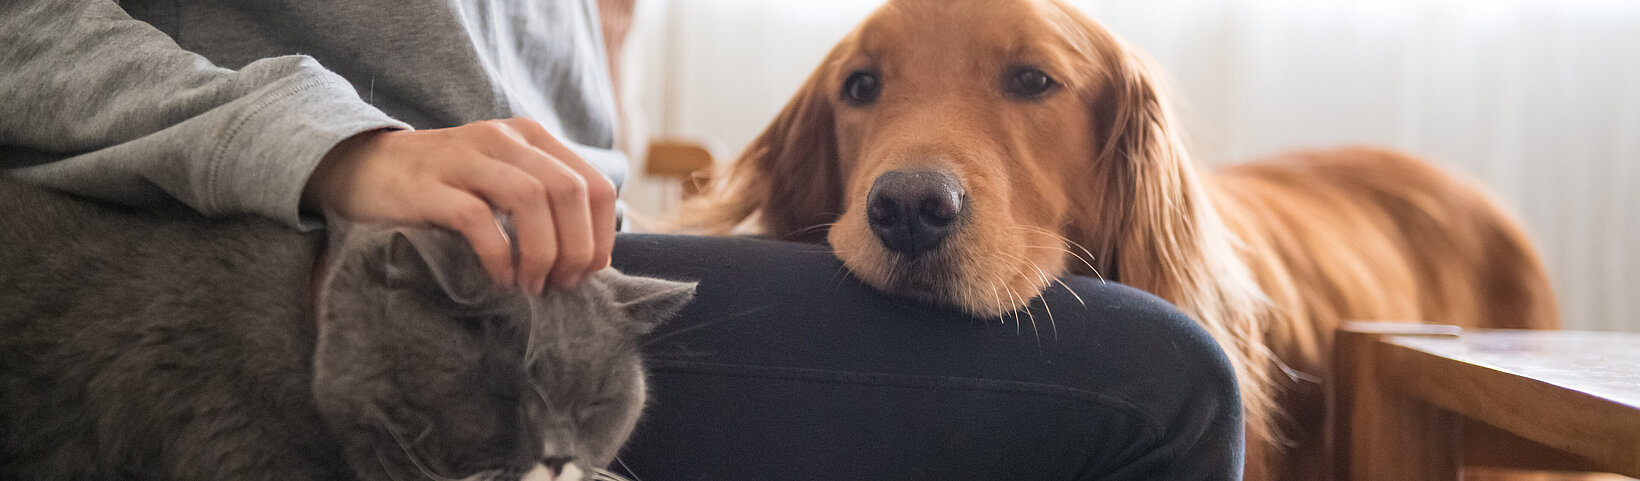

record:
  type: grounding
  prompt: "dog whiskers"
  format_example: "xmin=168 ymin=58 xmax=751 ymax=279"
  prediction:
xmin=1038 ymin=293 xmax=1059 ymax=343
xmin=986 ymin=284 xmax=1007 ymax=325
xmin=1056 ymin=236 xmax=1106 ymax=281
xmin=1020 ymin=295 xmax=1043 ymax=349
xmin=1050 ymin=277 xmax=1088 ymax=309
xmin=994 ymin=270 xmax=1030 ymax=340
xmin=1016 ymin=259 xmax=1062 ymax=341
xmin=788 ymin=221 xmax=837 ymax=239
xmin=988 ymin=233 xmax=1091 ymax=311
xmin=995 ymin=251 xmax=1050 ymax=345
xmin=828 ymin=262 xmax=854 ymax=289
xmin=1026 ymin=264 xmax=1068 ymax=338
xmin=1009 ymin=225 xmax=1106 ymax=282
xmin=982 ymin=275 xmax=1014 ymax=328
xmin=823 ymin=246 xmax=866 ymax=288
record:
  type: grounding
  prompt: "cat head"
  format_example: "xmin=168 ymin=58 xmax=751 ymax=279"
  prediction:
xmin=311 ymin=224 xmax=694 ymax=481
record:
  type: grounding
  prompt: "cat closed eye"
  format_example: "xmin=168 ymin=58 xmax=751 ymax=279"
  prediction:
xmin=450 ymin=314 xmax=501 ymax=336
xmin=574 ymin=398 xmax=619 ymax=420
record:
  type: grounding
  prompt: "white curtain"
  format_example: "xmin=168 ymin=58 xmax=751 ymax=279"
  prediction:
xmin=622 ymin=0 xmax=1640 ymax=332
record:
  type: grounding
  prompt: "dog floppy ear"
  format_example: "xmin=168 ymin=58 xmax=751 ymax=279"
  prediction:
xmin=1071 ymin=24 xmax=1281 ymax=445
xmin=681 ymin=45 xmax=848 ymax=243
xmin=1093 ymin=49 xmax=1231 ymax=305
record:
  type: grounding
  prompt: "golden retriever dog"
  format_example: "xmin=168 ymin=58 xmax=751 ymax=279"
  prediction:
xmin=682 ymin=0 xmax=1559 ymax=479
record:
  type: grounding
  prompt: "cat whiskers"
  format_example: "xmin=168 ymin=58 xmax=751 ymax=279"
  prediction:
xmin=521 ymin=298 xmax=559 ymax=410
xmin=642 ymin=305 xmax=774 ymax=348
xmin=527 ymin=377 xmax=554 ymax=411
xmin=377 ymin=450 xmax=414 ymax=481
xmin=374 ymin=414 xmax=460 ymax=481
xmin=591 ymin=464 xmax=639 ymax=481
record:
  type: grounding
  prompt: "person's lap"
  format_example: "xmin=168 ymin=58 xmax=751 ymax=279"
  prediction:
xmin=610 ymin=234 xmax=1242 ymax=481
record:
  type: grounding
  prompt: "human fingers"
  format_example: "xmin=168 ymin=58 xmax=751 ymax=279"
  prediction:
xmin=505 ymin=118 xmax=618 ymax=275
xmin=449 ymin=158 xmax=558 ymax=294
xmin=495 ymin=145 xmax=595 ymax=289
xmin=424 ymin=186 xmax=516 ymax=288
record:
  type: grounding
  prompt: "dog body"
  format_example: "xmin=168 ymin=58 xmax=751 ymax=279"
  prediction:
xmin=1210 ymin=149 xmax=1557 ymax=479
xmin=685 ymin=1 xmax=1558 ymax=478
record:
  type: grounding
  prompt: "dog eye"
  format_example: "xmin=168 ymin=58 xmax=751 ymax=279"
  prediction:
xmin=841 ymin=71 xmax=881 ymax=105
xmin=1005 ymin=68 xmax=1057 ymax=99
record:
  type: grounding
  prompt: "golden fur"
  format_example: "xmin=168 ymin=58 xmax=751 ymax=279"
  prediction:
xmin=682 ymin=0 xmax=1559 ymax=479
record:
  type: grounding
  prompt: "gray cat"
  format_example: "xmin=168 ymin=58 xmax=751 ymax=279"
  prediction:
xmin=0 ymin=178 xmax=694 ymax=481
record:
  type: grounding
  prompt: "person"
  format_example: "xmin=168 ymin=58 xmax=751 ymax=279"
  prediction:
xmin=0 ymin=0 xmax=1244 ymax=479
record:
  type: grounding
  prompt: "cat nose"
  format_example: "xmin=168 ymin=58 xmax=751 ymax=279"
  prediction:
xmin=542 ymin=457 xmax=571 ymax=474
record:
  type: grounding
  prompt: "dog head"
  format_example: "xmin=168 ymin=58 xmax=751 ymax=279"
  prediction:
xmin=693 ymin=0 xmax=1244 ymax=316
xmin=686 ymin=0 xmax=1274 ymax=444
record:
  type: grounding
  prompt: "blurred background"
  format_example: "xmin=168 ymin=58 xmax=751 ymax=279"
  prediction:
xmin=612 ymin=0 xmax=1640 ymax=333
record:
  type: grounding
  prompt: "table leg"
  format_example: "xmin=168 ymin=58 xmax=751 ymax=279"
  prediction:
xmin=1334 ymin=324 xmax=1463 ymax=481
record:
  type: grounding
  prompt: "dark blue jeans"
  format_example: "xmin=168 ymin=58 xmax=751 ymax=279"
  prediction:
xmin=610 ymin=235 xmax=1243 ymax=481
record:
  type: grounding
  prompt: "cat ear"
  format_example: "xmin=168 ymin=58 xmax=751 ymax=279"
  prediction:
xmin=603 ymin=271 xmax=697 ymax=332
xmin=385 ymin=228 xmax=491 ymax=306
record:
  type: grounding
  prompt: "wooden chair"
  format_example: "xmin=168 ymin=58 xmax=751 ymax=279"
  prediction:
xmin=642 ymin=139 xmax=715 ymax=197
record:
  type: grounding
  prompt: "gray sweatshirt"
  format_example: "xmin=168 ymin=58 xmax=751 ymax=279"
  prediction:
xmin=0 ymin=0 xmax=625 ymax=229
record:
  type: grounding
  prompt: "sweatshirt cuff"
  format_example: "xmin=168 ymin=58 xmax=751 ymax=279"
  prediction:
xmin=204 ymin=64 xmax=409 ymax=231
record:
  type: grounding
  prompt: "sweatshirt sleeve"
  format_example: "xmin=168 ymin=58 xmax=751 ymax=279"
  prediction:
xmin=0 ymin=0 xmax=411 ymax=229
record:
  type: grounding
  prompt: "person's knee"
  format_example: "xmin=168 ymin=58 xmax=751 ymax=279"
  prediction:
xmin=1035 ymin=277 xmax=1245 ymax=477
xmin=1039 ymin=276 xmax=1242 ymax=425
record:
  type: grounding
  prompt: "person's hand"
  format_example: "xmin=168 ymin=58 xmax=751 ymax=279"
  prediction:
xmin=303 ymin=118 xmax=617 ymax=293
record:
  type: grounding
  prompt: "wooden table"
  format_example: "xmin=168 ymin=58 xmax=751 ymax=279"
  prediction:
xmin=1333 ymin=323 xmax=1640 ymax=480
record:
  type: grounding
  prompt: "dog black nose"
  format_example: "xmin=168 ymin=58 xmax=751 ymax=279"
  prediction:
xmin=866 ymin=170 xmax=965 ymax=256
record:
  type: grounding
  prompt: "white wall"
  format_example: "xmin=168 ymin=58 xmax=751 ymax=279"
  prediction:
xmin=621 ymin=0 xmax=1640 ymax=332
